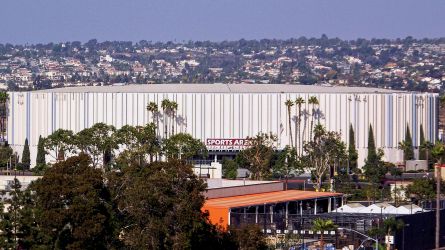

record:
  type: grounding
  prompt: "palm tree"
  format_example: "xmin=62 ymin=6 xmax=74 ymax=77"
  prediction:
xmin=285 ymin=99 xmax=294 ymax=147
xmin=146 ymin=102 xmax=158 ymax=124
xmin=312 ymin=218 xmax=337 ymax=250
xmin=170 ymin=101 xmax=178 ymax=136
xmin=146 ymin=101 xmax=159 ymax=135
xmin=383 ymin=218 xmax=404 ymax=250
xmin=398 ymin=140 xmax=412 ymax=162
xmin=308 ymin=96 xmax=319 ymax=141
xmin=161 ymin=99 xmax=171 ymax=138
xmin=420 ymin=140 xmax=434 ymax=167
xmin=0 ymin=92 xmax=9 ymax=142
xmin=295 ymin=97 xmax=305 ymax=155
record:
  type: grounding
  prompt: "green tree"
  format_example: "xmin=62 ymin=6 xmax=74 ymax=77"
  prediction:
xmin=363 ymin=125 xmax=388 ymax=200
xmin=295 ymin=97 xmax=305 ymax=155
xmin=115 ymin=123 xmax=161 ymax=165
xmin=0 ymin=91 xmax=9 ymax=141
xmin=74 ymin=123 xmax=117 ymax=168
xmin=30 ymin=154 xmax=113 ymax=249
xmin=419 ymin=124 xmax=433 ymax=167
xmin=0 ymin=203 xmax=14 ymax=248
xmin=312 ymin=218 xmax=337 ymax=250
xmin=405 ymin=178 xmax=436 ymax=207
xmin=367 ymin=217 xmax=404 ymax=249
xmin=419 ymin=124 xmax=427 ymax=160
xmin=238 ymin=132 xmax=277 ymax=180
xmin=285 ymin=99 xmax=294 ymax=147
xmin=161 ymin=99 xmax=171 ymax=138
xmin=0 ymin=145 xmax=13 ymax=168
xmin=163 ymin=133 xmax=207 ymax=160
xmin=273 ymin=145 xmax=303 ymax=190
xmin=308 ymin=96 xmax=319 ymax=140
xmin=108 ymin=159 xmax=213 ymax=249
xmin=302 ymin=125 xmax=347 ymax=191
xmin=22 ymin=138 xmax=31 ymax=170
xmin=222 ymin=158 xmax=238 ymax=179
xmin=0 ymin=178 xmax=22 ymax=249
xmin=36 ymin=135 xmax=46 ymax=166
xmin=44 ymin=129 xmax=75 ymax=162
xmin=0 ymin=178 xmax=37 ymax=249
xmin=170 ymin=100 xmax=178 ymax=136
xmin=230 ymin=225 xmax=268 ymax=250
xmin=348 ymin=124 xmax=358 ymax=172
xmin=399 ymin=125 xmax=414 ymax=161
xmin=147 ymin=101 xmax=160 ymax=136
xmin=383 ymin=217 xmax=405 ymax=250
xmin=383 ymin=217 xmax=404 ymax=235
xmin=367 ymin=124 xmax=377 ymax=160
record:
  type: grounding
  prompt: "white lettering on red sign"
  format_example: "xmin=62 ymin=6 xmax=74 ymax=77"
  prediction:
xmin=206 ymin=139 xmax=251 ymax=150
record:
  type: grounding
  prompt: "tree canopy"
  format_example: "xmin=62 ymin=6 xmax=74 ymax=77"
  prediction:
xmin=29 ymin=154 xmax=113 ymax=249
xmin=348 ymin=124 xmax=358 ymax=171
xmin=21 ymin=138 xmax=31 ymax=170
xmin=302 ymin=125 xmax=346 ymax=191
xmin=237 ymin=132 xmax=277 ymax=180
xmin=363 ymin=125 xmax=387 ymax=185
xmin=108 ymin=159 xmax=214 ymax=249
xmin=163 ymin=133 xmax=207 ymax=160
xmin=399 ymin=125 xmax=414 ymax=161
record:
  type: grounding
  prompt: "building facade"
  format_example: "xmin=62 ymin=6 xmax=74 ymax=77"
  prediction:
xmin=7 ymin=84 xmax=438 ymax=166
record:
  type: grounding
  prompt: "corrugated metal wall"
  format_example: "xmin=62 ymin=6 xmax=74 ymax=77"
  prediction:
xmin=7 ymin=91 xmax=438 ymax=167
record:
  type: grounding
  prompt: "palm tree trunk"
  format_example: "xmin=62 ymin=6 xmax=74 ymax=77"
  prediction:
xmin=297 ymin=106 xmax=302 ymax=156
xmin=171 ymin=111 xmax=175 ymax=136
xmin=295 ymin=104 xmax=298 ymax=153
xmin=156 ymin=114 xmax=159 ymax=138
xmin=302 ymin=115 xmax=307 ymax=153
xmin=164 ymin=112 xmax=168 ymax=139
xmin=288 ymin=107 xmax=294 ymax=147
xmin=310 ymin=108 xmax=314 ymax=141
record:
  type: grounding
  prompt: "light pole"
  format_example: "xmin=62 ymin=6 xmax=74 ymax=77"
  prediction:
xmin=338 ymin=227 xmax=379 ymax=250
xmin=402 ymin=223 xmax=410 ymax=250
xmin=199 ymin=148 xmax=203 ymax=179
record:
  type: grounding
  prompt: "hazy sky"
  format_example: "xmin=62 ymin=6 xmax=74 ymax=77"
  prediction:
xmin=0 ymin=0 xmax=444 ymax=44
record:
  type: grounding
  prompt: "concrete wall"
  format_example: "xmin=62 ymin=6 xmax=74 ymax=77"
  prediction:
xmin=0 ymin=175 xmax=41 ymax=190
xmin=7 ymin=91 xmax=438 ymax=167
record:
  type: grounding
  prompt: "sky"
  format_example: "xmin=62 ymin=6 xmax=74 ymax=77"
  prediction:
xmin=0 ymin=0 xmax=444 ymax=44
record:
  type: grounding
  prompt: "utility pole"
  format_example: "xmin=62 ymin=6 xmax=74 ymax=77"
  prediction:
xmin=436 ymin=164 xmax=441 ymax=250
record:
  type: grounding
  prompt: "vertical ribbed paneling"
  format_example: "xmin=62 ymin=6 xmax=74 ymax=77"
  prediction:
xmin=7 ymin=91 xmax=439 ymax=167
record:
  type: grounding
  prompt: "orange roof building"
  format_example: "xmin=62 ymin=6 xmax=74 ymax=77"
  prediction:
xmin=202 ymin=190 xmax=343 ymax=229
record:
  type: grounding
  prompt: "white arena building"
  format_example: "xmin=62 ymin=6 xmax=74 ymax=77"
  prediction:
xmin=7 ymin=84 xmax=438 ymax=167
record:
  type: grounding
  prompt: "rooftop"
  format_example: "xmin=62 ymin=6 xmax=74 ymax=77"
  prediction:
xmin=203 ymin=190 xmax=342 ymax=209
xmin=206 ymin=179 xmax=278 ymax=189
xmin=29 ymin=83 xmax=407 ymax=94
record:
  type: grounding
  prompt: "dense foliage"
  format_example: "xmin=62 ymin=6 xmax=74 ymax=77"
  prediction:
xmin=302 ymin=125 xmax=347 ymax=191
xmin=0 ymin=154 xmax=265 ymax=249
xmin=363 ymin=125 xmax=388 ymax=184
xmin=348 ymin=124 xmax=358 ymax=171
xmin=236 ymin=132 xmax=277 ymax=180
xmin=1 ymin=119 xmax=271 ymax=249
xmin=399 ymin=125 xmax=414 ymax=161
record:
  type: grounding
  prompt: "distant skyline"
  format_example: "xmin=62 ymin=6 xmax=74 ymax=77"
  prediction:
xmin=0 ymin=0 xmax=444 ymax=44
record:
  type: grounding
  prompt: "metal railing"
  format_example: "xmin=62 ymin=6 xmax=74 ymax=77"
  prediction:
xmin=230 ymin=212 xmax=392 ymax=233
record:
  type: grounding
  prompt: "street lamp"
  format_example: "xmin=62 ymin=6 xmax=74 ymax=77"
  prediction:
xmin=338 ymin=227 xmax=379 ymax=250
